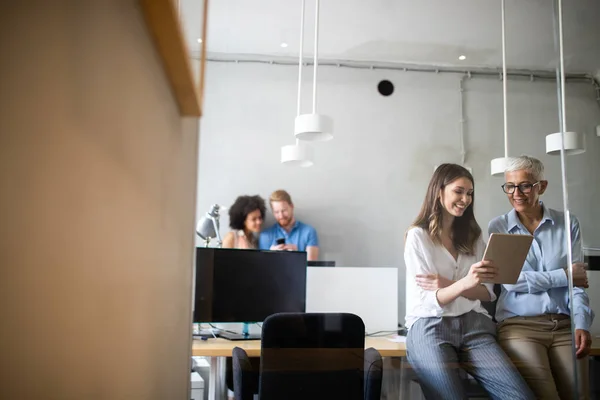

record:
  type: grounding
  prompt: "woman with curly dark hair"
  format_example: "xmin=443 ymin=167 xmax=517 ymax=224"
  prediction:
xmin=221 ymin=195 xmax=266 ymax=400
xmin=222 ymin=195 xmax=266 ymax=249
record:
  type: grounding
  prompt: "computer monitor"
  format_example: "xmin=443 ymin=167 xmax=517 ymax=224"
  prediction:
xmin=584 ymin=255 xmax=600 ymax=271
xmin=193 ymin=248 xmax=307 ymax=340
xmin=307 ymin=260 xmax=336 ymax=267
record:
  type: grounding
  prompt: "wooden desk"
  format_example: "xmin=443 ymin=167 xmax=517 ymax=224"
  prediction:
xmin=193 ymin=336 xmax=600 ymax=400
xmin=192 ymin=336 xmax=407 ymax=357
xmin=193 ymin=336 xmax=600 ymax=357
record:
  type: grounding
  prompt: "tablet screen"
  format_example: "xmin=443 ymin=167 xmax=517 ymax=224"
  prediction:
xmin=482 ymin=233 xmax=533 ymax=284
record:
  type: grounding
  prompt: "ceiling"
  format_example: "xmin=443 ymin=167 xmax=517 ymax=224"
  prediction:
xmin=180 ymin=0 xmax=600 ymax=72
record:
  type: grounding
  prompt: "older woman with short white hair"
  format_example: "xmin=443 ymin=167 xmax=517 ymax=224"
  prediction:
xmin=489 ymin=155 xmax=594 ymax=399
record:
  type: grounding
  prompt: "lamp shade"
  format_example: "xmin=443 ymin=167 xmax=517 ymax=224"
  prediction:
xmin=281 ymin=143 xmax=314 ymax=167
xmin=294 ymin=114 xmax=333 ymax=142
xmin=196 ymin=204 xmax=221 ymax=242
xmin=545 ymin=131 xmax=585 ymax=155
xmin=196 ymin=217 xmax=216 ymax=241
xmin=491 ymin=157 xmax=510 ymax=177
xmin=596 ymin=125 xmax=600 ymax=137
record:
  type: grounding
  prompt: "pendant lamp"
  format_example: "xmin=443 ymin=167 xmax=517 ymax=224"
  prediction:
xmin=491 ymin=0 xmax=510 ymax=177
xmin=281 ymin=143 xmax=314 ymax=167
xmin=281 ymin=0 xmax=314 ymax=166
xmin=294 ymin=0 xmax=333 ymax=142
xmin=545 ymin=0 xmax=585 ymax=155
xmin=546 ymin=132 xmax=585 ymax=155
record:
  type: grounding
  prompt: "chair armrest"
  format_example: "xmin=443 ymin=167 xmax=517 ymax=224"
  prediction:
xmin=364 ymin=347 xmax=383 ymax=400
xmin=232 ymin=347 xmax=257 ymax=400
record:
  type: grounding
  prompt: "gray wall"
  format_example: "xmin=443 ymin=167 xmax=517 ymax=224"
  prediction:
xmin=197 ymin=61 xmax=600 ymax=323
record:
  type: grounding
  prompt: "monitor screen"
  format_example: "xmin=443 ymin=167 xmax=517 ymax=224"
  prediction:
xmin=307 ymin=260 xmax=336 ymax=267
xmin=585 ymin=255 xmax=599 ymax=271
xmin=194 ymin=248 xmax=307 ymax=323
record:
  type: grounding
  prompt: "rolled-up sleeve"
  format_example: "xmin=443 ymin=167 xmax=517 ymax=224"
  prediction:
xmin=503 ymin=269 xmax=568 ymax=293
xmin=483 ymin=283 xmax=497 ymax=302
xmin=570 ymin=215 xmax=583 ymax=263
xmin=570 ymin=216 xmax=594 ymax=330
xmin=572 ymin=287 xmax=594 ymax=331
xmin=404 ymin=229 xmax=444 ymax=313
xmin=306 ymin=226 xmax=319 ymax=247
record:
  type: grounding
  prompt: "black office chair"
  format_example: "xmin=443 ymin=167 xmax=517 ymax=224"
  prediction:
xmin=481 ymin=284 xmax=502 ymax=322
xmin=232 ymin=312 xmax=382 ymax=400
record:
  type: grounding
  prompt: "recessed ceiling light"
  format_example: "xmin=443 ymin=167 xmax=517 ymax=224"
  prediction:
xmin=197 ymin=38 xmax=203 ymax=44
xmin=280 ymin=42 xmax=288 ymax=48
xmin=458 ymin=55 xmax=466 ymax=61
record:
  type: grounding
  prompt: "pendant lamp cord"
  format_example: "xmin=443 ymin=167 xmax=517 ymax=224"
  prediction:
xmin=312 ymin=0 xmax=320 ymax=114
xmin=501 ymin=0 xmax=508 ymax=158
xmin=296 ymin=0 xmax=305 ymax=118
xmin=296 ymin=0 xmax=306 ymax=144
xmin=554 ymin=0 xmax=578 ymax=395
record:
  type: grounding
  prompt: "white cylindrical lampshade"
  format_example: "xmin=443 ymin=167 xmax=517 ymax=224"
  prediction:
xmin=596 ymin=125 xmax=600 ymax=137
xmin=491 ymin=157 xmax=510 ymax=177
xmin=294 ymin=114 xmax=333 ymax=142
xmin=545 ymin=131 xmax=585 ymax=155
xmin=281 ymin=144 xmax=314 ymax=167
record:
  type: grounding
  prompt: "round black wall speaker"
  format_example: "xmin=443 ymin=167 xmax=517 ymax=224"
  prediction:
xmin=377 ymin=80 xmax=394 ymax=96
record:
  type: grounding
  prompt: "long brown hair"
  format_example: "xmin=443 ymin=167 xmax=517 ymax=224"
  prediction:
xmin=410 ymin=163 xmax=481 ymax=255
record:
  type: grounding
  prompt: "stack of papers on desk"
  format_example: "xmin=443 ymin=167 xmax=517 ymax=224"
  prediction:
xmin=387 ymin=335 xmax=407 ymax=343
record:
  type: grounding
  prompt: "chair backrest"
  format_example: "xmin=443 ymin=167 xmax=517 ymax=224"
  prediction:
xmin=259 ymin=312 xmax=365 ymax=400
xmin=481 ymin=284 xmax=502 ymax=321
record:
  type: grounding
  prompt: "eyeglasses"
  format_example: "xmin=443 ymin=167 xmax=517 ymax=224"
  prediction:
xmin=501 ymin=182 xmax=541 ymax=194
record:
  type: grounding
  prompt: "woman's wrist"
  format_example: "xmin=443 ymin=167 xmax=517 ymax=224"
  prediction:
xmin=436 ymin=279 xmax=468 ymax=306
xmin=455 ymin=277 xmax=470 ymax=293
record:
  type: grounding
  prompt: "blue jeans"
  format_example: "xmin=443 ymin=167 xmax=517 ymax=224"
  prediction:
xmin=407 ymin=311 xmax=534 ymax=400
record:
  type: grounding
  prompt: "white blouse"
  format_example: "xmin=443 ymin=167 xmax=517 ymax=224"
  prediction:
xmin=404 ymin=227 xmax=495 ymax=330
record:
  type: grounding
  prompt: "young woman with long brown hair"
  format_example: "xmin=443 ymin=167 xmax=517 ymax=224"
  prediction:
xmin=404 ymin=164 xmax=533 ymax=400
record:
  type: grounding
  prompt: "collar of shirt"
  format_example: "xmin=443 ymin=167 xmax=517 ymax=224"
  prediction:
xmin=507 ymin=201 xmax=555 ymax=233
xmin=277 ymin=221 xmax=299 ymax=237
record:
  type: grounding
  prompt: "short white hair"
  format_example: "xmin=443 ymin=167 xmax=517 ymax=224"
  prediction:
xmin=505 ymin=155 xmax=545 ymax=181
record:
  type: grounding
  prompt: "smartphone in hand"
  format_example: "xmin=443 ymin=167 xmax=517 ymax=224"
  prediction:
xmin=276 ymin=238 xmax=285 ymax=245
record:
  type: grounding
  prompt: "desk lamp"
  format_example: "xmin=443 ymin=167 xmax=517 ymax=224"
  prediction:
xmin=196 ymin=204 xmax=223 ymax=247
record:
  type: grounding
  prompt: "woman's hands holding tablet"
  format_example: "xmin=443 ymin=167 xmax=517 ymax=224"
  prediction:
xmin=462 ymin=260 xmax=498 ymax=289
xmin=416 ymin=261 xmax=498 ymax=305
xmin=415 ymin=261 xmax=498 ymax=292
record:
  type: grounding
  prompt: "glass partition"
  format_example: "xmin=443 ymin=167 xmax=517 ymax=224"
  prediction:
xmin=188 ymin=0 xmax=599 ymax=398
xmin=178 ymin=0 xmax=208 ymax=113
xmin=558 ymin=0 xmax=600 ymax=398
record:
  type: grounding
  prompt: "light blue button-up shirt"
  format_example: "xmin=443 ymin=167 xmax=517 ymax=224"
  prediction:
xmin=488 ymin=202 xmax=594 ymax=331
xmin=258 ymin=221 xmax=319 ymax=251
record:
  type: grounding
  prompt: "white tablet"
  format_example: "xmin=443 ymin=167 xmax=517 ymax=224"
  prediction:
xmin=482 ymin=233 xmax=534 ymax=284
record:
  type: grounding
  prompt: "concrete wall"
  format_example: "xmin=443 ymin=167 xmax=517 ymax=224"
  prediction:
xmin=197 ymin=61 xmax=600 ymax=324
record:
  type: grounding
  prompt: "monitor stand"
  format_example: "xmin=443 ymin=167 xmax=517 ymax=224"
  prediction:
xmin=219 ymin=322 xmax=261 ymax=341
